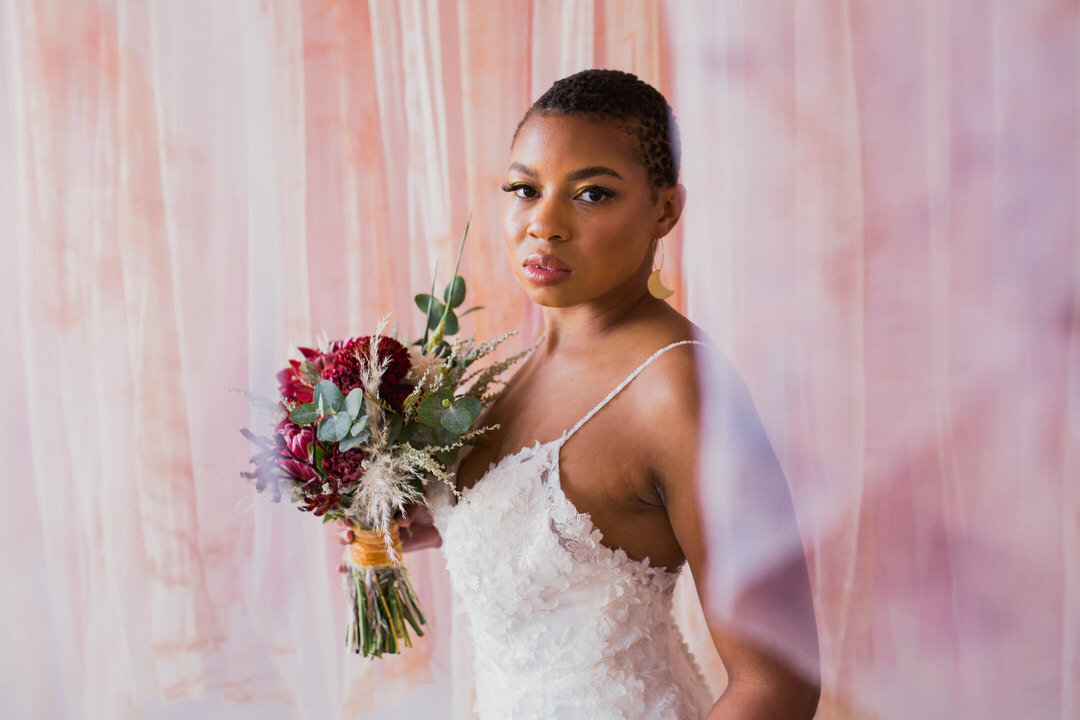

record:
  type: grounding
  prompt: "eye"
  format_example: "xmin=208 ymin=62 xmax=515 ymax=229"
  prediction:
xmin=501 ymin=182 xmax=539 ymax=199
xmin=576 ymin=186 xmax=613 ymax=204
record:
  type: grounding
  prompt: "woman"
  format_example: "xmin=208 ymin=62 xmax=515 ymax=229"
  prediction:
xmin=400 ymin=69 xmax=819 ymax=719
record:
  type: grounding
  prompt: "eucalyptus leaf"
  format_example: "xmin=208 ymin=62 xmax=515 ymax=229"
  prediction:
xmin=443 ymin=276 xmax=466 ymax=308
xmin=338 ymin=430 xmax=369 ymax=452
xmin=289 ymin=403 xmax=318 ymax=425
xmin=414 ymin=293 xmax=436 ymax=312
xmin=317 ymin=416 xmax=337 ymax=442
xmin=314 ymin=379 xmax=345 ymax=413
xmin=418 ymin=389 xmax=453 ymax=427
xmin=328 ymin=412 xmax=352 ymax=442
xmin=434 ymin=448 xmax=458 ymax=467
xmin=434 ymin=425 xmax=456 ymax=445
xmin=441 ymin=404 xmax=472 ymax=434
xmin=455 ymin=395 xmax=481 ymax=422
xmin=345 ymin=388 xmax=365 ymax=420
xmin=350 ymin=415 xmax=369 ymax=437
xmin=386 ymin=414 xmax=403 ymax=445
xmin=415 ymin=293 xmax=447 ymax=328
xmin=438 ymin=309 xmax=460 ymax=336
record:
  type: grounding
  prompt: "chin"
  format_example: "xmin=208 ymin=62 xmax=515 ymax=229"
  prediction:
xmin=521 ymin=286 xmax=579 ymax=309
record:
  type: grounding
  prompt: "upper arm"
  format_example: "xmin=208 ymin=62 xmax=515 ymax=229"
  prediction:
xmin=643 ymin=345 xmax=820 ymax=714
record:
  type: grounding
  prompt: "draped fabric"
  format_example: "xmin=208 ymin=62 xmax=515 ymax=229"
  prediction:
xmin=1 ymin=1 xmax=1076 ymax=719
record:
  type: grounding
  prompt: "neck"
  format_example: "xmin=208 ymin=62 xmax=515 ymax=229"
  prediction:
xmin=537 ymin=281 xmax=660 ymax=354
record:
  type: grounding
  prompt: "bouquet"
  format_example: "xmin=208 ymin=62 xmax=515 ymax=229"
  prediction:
xmin=241 ymin=231 xmax=526 ymax=657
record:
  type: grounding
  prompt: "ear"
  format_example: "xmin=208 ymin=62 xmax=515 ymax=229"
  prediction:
xmin=655 ymin=183 xmax=686 ymax=238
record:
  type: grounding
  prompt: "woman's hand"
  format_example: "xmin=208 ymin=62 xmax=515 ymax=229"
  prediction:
xmin=335 ymin=505 xmax=442 ymax=573
xmin=397 ymin=503 xmax=442 ymax=552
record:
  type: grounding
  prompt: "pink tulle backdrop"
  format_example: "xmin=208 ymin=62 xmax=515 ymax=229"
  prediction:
xmin=1 ymin=1 xmax=1076 ymax=719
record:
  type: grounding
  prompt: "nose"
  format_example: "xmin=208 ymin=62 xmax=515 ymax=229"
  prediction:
xmin=526 ymin=195 xmax=569 ymax=243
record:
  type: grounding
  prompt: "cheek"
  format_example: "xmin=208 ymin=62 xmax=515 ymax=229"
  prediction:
xmin=503 ymin=202 xmax=527 ymax=246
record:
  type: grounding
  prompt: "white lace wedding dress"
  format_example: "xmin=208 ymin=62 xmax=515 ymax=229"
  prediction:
xmin=431 ymin=341 xmax=714 ymax=720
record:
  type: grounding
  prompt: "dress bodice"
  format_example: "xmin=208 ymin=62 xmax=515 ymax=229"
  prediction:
xmin=430 ymin=341 xmax=714 ymax=720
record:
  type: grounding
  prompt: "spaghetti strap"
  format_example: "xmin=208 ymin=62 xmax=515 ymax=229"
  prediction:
xmin=562 ymin=340 xmax=707 ymax=442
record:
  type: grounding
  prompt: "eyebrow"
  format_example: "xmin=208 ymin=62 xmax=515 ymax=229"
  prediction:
xmin=508 ymin=162 xmax=624 ymax=182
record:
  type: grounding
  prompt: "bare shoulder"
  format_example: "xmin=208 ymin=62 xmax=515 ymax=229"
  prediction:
xmin=619 ymin=315 xmax=709 ymax=477
xmin=629 ymin=339 xmax=701 ymax=426
xmin=622 ymin=320 xmax=760 ymax=490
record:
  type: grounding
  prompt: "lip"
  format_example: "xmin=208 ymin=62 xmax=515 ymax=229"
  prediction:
xmin=522 ymin=254 xmax=572 ymax=286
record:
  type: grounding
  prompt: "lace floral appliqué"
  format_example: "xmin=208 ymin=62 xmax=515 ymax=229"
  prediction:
xmin=431 ymin=439 xmax=713 ymax=720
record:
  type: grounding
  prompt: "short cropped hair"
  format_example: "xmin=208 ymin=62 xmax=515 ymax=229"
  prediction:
xmin=515 ymin=69 xmax=681 ymax=190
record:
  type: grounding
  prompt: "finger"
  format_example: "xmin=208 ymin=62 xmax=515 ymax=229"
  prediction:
xmin=401 ymin=525 xmax=442 ymax=552
xmin=399 ymin=502 xmax=432 ymax=527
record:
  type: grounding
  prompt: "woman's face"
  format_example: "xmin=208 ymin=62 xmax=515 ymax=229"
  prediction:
xmin=502 ymin=113 xmax=682 ymax=309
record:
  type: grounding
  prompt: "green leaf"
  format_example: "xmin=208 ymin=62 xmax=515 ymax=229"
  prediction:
xmin=443 ymin=276 xmax=466 ymax=308
xmin=414 ymin=293 xmax=436 ymax=313
xmin=394 ymin=422 xmax=415 ymax=445
xmin=314 ymin=379 xmax=344 ymax=413
xmin=437 ymin=309 xmax=460 ymax=336
xmin=317 ymin=416 xmax=336 ymax=442
xmin=420 ymin=260 xmax=440 ymax=348
xmin=455 ymin=395 xmax=481 ymax=421
xmin=415 ymin=293 xmax=447 ymax=330
xmin=418 ymin=389 xmax=453 ymax=427
xmin=338 ymin=429 xmax=369 ymax=452
xmin=289 ymin=403 xmax=318 ymax=425
xmin=386 ymin=414 xmax=403 ymax=444
xmin=345 ymin=388 xmax=365 ymax=420
xmin=318 ymin=413 xmax=351 ymax=443
xmin=440 ymin=404 xmax=472 ymax=434
xmin=434 ymin=448 xmax=458 ymax=467
xmin=328 ymin=412 xmax=352 ymax=442
xmin=458 ymin=305 xmax=484 ymax=318
xmin=350 ymin=415 xmax=369 ymax=437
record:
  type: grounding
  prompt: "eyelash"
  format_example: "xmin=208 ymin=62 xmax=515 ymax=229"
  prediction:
xmin=501 ymin=182 xmax=536 ymax=199
xmin=500 ymin=183 xmax=615 ymax=204
xmin=576 ymin=186 xmax=613 ymax=203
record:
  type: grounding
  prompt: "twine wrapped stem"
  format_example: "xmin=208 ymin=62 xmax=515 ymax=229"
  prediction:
xmin=344 ymin=521 xmax=426 ymax=657
xmin=349 ymin=523 xmax=403 ymax=568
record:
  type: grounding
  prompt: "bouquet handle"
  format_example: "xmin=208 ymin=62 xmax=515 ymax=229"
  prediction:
xmin=344 ymin=522 xmax=427 ymax=657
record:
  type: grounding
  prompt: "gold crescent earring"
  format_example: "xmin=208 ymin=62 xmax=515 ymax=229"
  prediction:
xmin=647 ymin=238 xmax=675 ymax=299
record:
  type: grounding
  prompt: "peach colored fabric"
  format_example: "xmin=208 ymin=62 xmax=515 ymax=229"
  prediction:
xmin=1 ymin=1 xmax=1076 ymax=719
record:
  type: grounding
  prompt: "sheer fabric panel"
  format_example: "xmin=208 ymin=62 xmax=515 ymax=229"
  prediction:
xmin=1 ymin=1 xmax=1076 ymax=719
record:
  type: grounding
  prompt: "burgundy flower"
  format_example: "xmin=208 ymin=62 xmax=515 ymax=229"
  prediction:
xmin=382 ymin=382 xmax=413 ymax=413
xmin=277 ymin=362 xmax=313 ymax=404
xmin=291 ymin=444 xmax=365 ymax=516
xmin=278 ymin=458 xmax=318 ymax=483
xmin=323 ymin=363 xmax=363 ymax=395
xmin=321 ymin=444 xmax=366 ymax=487
xmin=301 ymin=492 xmax=339 ymax=516
xmin=280 ymin=423 xmax=314 ymax=463
xmin=330 ymin=336 xmax=411 ymax=387
xmin=277 ymin=346 xmax=338 ymax=404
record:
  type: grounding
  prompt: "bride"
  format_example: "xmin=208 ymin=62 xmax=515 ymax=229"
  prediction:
xmin=395 ymin=69 xmax=818 ymax=720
